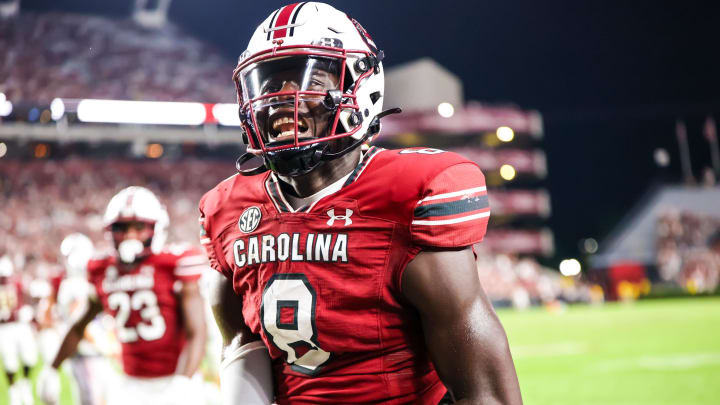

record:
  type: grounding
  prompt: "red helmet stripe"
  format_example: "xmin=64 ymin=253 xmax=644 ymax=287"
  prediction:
xmin=125 ymin=190 xmax=135 ymax=209
xmin=272 ymin=3 xmax=301 ymax=40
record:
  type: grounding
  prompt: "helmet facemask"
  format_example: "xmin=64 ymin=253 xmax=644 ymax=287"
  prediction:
xmin=109 ymin=221 xmax=155 ymax=264
xmin=234 ymin=45 xmax=377 ymax=177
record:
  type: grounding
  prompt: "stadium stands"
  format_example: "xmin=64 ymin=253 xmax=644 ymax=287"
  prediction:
xmin=656 ymin=211 xmax=720 ymax=292
xmin=0 ymin=12 xmax=234 ymax=104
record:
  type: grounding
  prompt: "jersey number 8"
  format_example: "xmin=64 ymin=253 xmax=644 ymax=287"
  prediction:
xmin=261 ymin=274 xmax=331 ymax=375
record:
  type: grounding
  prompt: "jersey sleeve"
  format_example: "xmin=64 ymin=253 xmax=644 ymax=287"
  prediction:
xmin=410 ymin=162 xmax=490 ymax=248
xmin=199 ymin=198 xmax=233 ymax=280
xmin=173 ymin=246 xmax=208 ymax=282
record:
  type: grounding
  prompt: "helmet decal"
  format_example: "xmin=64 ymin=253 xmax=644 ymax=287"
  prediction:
xmin=265 ymin=2 xmax=309 ymax=40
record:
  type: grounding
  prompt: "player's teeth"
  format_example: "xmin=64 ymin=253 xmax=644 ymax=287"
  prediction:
xmin=280 ymin=130 xmax=295 ymax=137
xmin=272 ymin=117 xmax=294 ymax=130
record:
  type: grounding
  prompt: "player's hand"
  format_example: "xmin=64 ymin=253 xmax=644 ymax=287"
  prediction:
xmin=37 ymin=367 xmax=61 ymax=405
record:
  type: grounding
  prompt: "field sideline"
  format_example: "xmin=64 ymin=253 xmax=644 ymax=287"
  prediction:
xmin=2 ymin=297 xmax=719 ymax=404
xmin=499 ymin=297 xmax=720 ymax=405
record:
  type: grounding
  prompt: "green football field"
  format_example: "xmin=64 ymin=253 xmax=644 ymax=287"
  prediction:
xmin=2 ymin=297 xmax=719 ymax=404
xmin=499 ymin=297 xmax=720 ymax=405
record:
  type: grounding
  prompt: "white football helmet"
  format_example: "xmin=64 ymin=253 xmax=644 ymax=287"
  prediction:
xmin=234 ymin=2 xmax=394 ymax=176
xmin=60 ymin=233 xmax=94 ymax=278
xmin=103 ymin=186 xmax=169 ymax=262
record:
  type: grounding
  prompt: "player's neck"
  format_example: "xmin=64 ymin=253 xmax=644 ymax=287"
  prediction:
xmin=278 ymin=147 xmax=362 ymax=198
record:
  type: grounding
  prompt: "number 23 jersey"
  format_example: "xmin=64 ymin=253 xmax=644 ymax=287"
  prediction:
xmin=199 ymin=147 xmax=491 ymax=404
xmin=86 ymin=246 xmax=205 ymax=377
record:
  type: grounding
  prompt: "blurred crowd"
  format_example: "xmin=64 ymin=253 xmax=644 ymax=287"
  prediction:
xmin=0 ymin=12 xmax=234 ymax=104
xmin=474 ymin=252 xmax=601 ymax=308
xmin=656 ymin=210 xmax=720 ymax=293
xmin=0 ymin=158 xmax=235 ymax=280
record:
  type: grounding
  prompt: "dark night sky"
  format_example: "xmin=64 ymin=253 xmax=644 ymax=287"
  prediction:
xmin=23 ymin=0 xmax=720 ymax=264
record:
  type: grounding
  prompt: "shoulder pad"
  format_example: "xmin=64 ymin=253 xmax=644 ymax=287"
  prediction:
xmin=199 ymin=173 xmax=242 ymax=218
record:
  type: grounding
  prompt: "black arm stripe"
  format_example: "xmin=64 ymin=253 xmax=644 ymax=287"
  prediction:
xmin=413 ymin=195 xmax=489 ymax=218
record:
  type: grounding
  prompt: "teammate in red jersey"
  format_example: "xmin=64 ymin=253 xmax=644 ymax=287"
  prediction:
xmin=38 ymin=186 xmax=208 ymax=405
xmin=202 ymin=3 xmax=522 ymax=404
xmin=0 ymin=255 xmax=38 ymax=405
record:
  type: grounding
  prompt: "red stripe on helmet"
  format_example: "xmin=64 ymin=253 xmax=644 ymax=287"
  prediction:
xmin=125 ymin=191 xmax=135 ymax=209
xmin=272 ymin=3 xmax=301 ymax=39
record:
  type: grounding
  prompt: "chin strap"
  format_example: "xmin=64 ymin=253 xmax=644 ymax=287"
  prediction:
xmin=236 ymin=152 xmax=269 ymax=176
xmin=321 ymin=107 xmax=402 ymax=161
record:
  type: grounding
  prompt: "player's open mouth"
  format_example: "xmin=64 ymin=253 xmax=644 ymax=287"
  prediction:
xmin=270 ymin=115 xmax=310 ymax=139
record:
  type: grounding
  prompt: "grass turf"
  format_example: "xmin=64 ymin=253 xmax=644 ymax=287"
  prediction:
xmin=2 ymin=297 xmax=719 ymax=404
xmin=498 ymin=297 xmax=720 ymax=405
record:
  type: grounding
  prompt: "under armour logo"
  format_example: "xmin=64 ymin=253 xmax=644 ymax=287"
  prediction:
xmin=327 ymin=209 xmax=353 ymax=226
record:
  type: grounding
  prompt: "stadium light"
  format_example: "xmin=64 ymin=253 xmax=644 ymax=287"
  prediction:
xmin=437 ymin=102 xmax=455 ymax=118
xmin=34 ymin=143 xmax=49 ymax=159
xmin=0 ymin=92 xmax=13 ymax=117
xmin=653 ymin=148 xmax=670 ymax=167
xmin=146 ymin=143 xmax=164 ymax=159
xmin=499 ymin=164 xmax=516 ymax=180
xmin=496 ymin=126 xmax=514 ymax=142
xmin=559 ymin=258 xmax=582 ymax=276
xmin=51 ymin=98 xmax=65 ymax=121
xmin=77 ymin=99 xmax=207 ymax=126
xmin=582 ymin=238 xmax=599 ymax=254
xmin=212 ymin=103 xmax=242 ymax=126
xmin=0 ymin=142 xmax=7 ymax=158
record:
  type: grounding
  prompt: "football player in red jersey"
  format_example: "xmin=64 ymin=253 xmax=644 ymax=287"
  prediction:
xmin=38 ymin=187 xmax=208 ymax=405
xmin=201 ymin=2 xmax=522 ymax=404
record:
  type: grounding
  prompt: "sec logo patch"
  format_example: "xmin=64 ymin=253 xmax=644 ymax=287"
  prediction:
xmin=238 ymin=206 xmax=262 ymax=233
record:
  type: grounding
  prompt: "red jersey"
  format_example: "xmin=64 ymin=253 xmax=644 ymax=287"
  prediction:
xmin=87 ymin=245 xmax=206 ymax=377
xmin=0 ymin=276 xmax=23 ymax=323
xmin=199 ymin=146 xmax=490 ymax=404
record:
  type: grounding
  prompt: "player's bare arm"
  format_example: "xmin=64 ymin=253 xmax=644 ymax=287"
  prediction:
xmin=402 ymin=247 xmax=523 ymax=405
xmin=51 ymin=296 xmax=103 ymax=369
xmin=38 ymin=296 xmax=103 ymax=404
xmin=176 ymin=280 xmax=207 ymax=377
xmin=208 ymin=271 xmax=274 ymax=404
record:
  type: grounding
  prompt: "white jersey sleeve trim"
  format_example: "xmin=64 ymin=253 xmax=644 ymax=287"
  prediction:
xmin=416 ymin=186 xmax=487 ymax=205
xmin=411 ymin=211 xmax=490 ymax=226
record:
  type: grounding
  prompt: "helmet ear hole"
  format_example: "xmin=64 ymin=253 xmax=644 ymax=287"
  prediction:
xmin=370 ymin=91 xmax=381 ymax=105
